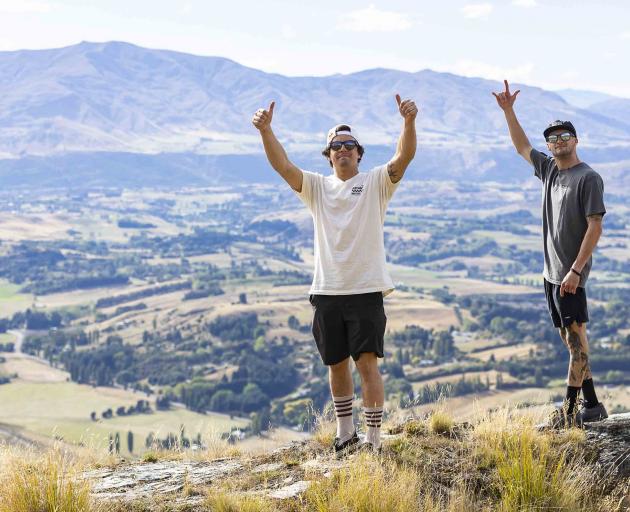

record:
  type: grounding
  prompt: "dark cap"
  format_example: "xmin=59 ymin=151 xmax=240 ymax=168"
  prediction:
xmin=543 ymin=120 xmax=577 ymax=139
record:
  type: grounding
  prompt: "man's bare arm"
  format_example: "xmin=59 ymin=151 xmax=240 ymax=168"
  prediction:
xmin=252 ymin=101 xmax=303 ymax=192
xmin=492 ymin=80 xmax=533 ymax=164
xmin=387 ymin=94 xmax=418 ymax=184
xmin=573 ymin=214 xmax=604 ymax=273
xmin=560 ymin=214 xmax=603 ymax=296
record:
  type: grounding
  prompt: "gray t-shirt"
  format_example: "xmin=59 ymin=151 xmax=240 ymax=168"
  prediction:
xmin=530 ymin=148 xmax=606 ymax=287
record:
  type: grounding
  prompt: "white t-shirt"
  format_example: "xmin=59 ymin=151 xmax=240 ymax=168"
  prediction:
xmin=296 ymin=165 xmax=398 ymax=295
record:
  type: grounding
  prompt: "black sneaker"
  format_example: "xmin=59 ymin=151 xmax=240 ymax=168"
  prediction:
xmin=333 ymin=431 xmax=359 ymax=456
xmin=576 ymin=402 xmax=608 ymax=424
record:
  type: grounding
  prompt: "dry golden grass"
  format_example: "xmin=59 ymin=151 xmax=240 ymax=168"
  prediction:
xmin=296 ymin=452 xmax=422 ymax=512
xmin=429 ymin=408 xmax=454 ymax=435
xmin=470 ymin=406 xmax=598 ymax=511
xmin=0 ymin=403 xmax=624 ymax=512
xmin=0 ymin=443 xmax=94 ymax=512
xmin=205 ymin=492 xmax=275 ymax=512
xmin=311 ymin=401 xmax=337 ymax=450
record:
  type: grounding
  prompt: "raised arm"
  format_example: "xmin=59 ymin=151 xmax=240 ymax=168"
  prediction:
xmin=252 ymin=101 xmax=303 ymax=192
xmin=387 ymin=94 xmax=418 ymax=184
xmin=492 ymin=80 xmax=533 ymax=164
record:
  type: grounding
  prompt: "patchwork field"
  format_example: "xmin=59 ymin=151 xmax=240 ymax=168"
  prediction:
xmin=0 ymin=380 xmax=249 ymax=456
xmin=0 ymin=180 xmax=628 ymax=454
xmin=0 ymin=280 xmax=33 ymax=316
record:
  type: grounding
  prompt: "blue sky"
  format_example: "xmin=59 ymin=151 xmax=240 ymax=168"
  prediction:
xmin=1 ymin=0 xmax=629 ymax=97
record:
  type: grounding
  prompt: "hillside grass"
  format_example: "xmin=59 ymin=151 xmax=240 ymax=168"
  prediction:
xmin=2 ymin=405 xmax=625 ymax=512
xmin=0 ymin=332 xmax=17 ymax=344
xmin=0 ymin=380 xmax=247 ymax=456
xmin=0 ymin=279 xmax=32 ymax=316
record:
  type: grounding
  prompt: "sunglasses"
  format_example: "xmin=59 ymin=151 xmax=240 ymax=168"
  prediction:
xmin=546 ymin=132 xmax=574 ymax=143
xmin=329 ymin=140 xmax=358 ymax=151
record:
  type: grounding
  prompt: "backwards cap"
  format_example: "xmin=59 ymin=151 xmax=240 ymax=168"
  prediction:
xmin=326 ymin=124 xmax=360 ymax=146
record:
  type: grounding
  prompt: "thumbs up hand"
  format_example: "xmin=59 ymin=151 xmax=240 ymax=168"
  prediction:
xmin=252 ymin=101 xmax=275 ymax=131
xmin=395 ymin=94 xmax=418 ymax=120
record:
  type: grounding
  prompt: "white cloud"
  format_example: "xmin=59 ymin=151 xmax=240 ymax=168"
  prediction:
xmin=281 ymin=24 xmax=296 ymax=39
xmin=0 ymin=0 xmax=52 ymax=13
xmin=620 ymin=31 xmax=630 ymax=40
xmin=452 ymin=60 xmax=534 ymax=83
xmin=180 ymin=3 xmax=193 ymax=15
xmin=512 ymin=0 xmax=538 ymax=7
xmin=340 ymin=5 xmax=412 ymax=32
xmin=461 ymin=3 xmax=494 ymax=19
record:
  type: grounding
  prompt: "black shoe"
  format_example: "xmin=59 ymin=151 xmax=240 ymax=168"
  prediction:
xmin=576 ymin=402 xmax=608 ymax=424
xmin=333 ymin=431 xmax=359 ymax=455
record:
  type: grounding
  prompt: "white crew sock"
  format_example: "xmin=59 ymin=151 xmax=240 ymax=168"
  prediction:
xmin=333 ymin=395 xmax=355 ymax=442
xmin=364 ymin=406 xmax=384 ymax=449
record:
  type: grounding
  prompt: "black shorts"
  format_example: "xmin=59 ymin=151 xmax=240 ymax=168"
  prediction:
xmin=544 ymin=279 xmax=589 ymax=328
xmin=310 ymin=292 xmax=386 ymax=366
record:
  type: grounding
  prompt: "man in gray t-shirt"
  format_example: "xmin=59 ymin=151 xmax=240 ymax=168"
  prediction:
xmin=493 ymin=80 xmax=607 ymax=428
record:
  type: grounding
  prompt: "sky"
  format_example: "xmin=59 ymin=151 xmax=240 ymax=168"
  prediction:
xmin=0 ymin=0 xmax=629 ymax=97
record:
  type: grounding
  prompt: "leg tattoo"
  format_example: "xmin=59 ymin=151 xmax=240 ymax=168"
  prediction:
xmin=566 ymin=325 xmax=590 ymax=387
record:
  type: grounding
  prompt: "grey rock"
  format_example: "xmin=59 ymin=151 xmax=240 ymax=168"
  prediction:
xmin=86 ymin=459 xmax=242 ymax=501
xmin=584 ymin=412 xmax=630 ymax=478
xmin=252 ymin=462 xmax=284 ymax=474
xmin=268 ymin=480 xmax=311 ymax=500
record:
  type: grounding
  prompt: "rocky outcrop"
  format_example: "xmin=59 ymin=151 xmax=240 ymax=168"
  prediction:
xmin=84 ymin=414 xmax=630 ymax=507
xmin=584 ymin=412 xmax=630 ymax=478
xmin=84 ymin=459 xmax=243 ymax=505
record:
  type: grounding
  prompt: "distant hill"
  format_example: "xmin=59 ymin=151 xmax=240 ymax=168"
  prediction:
xmin=588 ymin=97 xmax=630 ymax=126
xmin=554 ymin=88 xmax=619 ymax=109
xmin=0 ymin=41 xmax=629 ymax=188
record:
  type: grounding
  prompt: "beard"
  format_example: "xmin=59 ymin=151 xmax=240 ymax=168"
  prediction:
xmin=551 ymin=145 xmax=573 ymax=158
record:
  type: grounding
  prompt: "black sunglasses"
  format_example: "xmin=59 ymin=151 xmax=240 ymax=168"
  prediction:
xmin=329 ymin=140 xmax=358 ymax=151
xmin=546 ymin=132 xmax=574 ymax=143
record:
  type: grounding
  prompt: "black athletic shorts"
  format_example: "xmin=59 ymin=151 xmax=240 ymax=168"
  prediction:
xmin=544 ymin=279 xmax=589 ymax=328
xmin=310 ymin=292 xmax=386 ymax=366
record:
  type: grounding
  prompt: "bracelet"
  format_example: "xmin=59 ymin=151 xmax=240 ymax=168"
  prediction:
xmin=570 ymin=267 xmax=582 ymax=277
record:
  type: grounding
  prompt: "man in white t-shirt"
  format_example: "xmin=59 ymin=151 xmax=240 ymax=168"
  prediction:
xmin=252 ymin=95 xmax=417 ymax=453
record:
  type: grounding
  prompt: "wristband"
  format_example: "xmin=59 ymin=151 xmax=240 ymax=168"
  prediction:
xmin=570 ymin=267 xmax=582 ymax=277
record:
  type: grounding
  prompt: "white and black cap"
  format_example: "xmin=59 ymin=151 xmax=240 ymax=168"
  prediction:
xmin=326 ymin=124 xmax=360 ymax=147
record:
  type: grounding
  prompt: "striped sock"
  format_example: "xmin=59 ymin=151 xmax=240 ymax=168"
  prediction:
xmin=364 ymin=406 xmax=383 ymax=449
xmin=333 ymin=395 xmax=355 ymax=442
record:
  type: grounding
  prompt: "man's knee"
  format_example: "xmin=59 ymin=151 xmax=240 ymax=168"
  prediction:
xmin=355 ymin=352 xmax=379 ymax=377
xmin=329 ymin=357 xmax=351 ymax=374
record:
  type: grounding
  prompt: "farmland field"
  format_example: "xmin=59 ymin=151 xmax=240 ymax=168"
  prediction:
xmin=0 ymin=179 xmax=628 ymax=452
xmin=0 ymin=380 xmax=249 ymax=456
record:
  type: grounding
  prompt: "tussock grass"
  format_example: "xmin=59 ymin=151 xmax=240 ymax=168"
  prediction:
xmin=429 ymin=408 xmax=454 ymax=435
xmin=142 ymin=451 xmax=160 ymax=462
xmin=0 ymin=444 xmax=93 ymax=512
xmin=402 ymin=418 xmax=426 ymax=436
xmin=471 ymin=406 xmax=593 ymax=511
xmin=296 ymin=452 xmax=421 ymax=511
xmin=0 ymin=403 xmax=620 ymax=512
xmin=311 ymin=401 xmax=337 ymax=450
xmin=205 ymin=491 xmax=275 ymax=512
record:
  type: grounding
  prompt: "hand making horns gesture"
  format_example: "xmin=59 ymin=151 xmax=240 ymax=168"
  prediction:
xmin=492 ymin=80 xmax=520 ymax=110
xmin=395 ymin=94 xmax=418 ymax=120
xmin=252 ymin=101 xmax=275 ymax=130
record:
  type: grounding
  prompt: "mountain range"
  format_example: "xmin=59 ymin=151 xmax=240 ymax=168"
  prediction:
xmin=0 ymin=41 xmax=629 ymax=188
